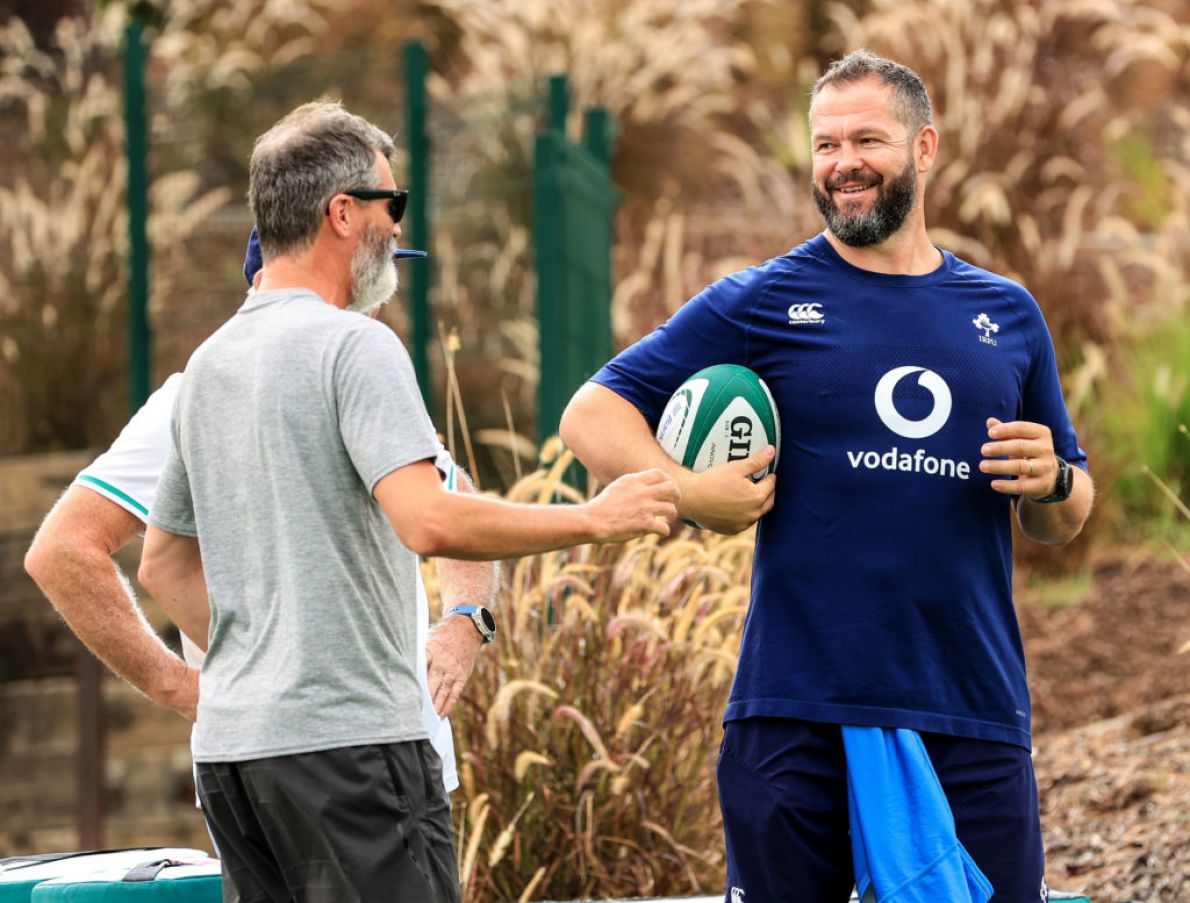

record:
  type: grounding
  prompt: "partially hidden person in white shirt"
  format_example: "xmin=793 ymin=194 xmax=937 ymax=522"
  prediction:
xmin=24 ymin=363 xmax=498 ymax=801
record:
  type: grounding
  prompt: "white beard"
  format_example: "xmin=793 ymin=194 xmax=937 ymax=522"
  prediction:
xmin=348 ymin=227 xmax=398 ymax=313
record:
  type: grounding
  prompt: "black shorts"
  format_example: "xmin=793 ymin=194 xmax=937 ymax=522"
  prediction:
xmin=196 ymin=741 xmax=459 ymax=903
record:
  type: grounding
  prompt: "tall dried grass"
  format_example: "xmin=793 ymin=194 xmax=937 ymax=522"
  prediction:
xmin=422 ymin=451 xmax=754 ymax=901
xmin=0 ymin=1 xmax=340 ymax=454
xmin=0 ymin=11 xmax=186 ymax=452
xmin=426 ymin=0 xmax=752 ymax=142
xmin=418 ymin=0 xmax=763 ymax=447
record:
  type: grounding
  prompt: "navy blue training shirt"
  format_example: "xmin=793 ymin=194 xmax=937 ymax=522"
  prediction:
xmin=593 ymin=233 xmax=1087 ymax=749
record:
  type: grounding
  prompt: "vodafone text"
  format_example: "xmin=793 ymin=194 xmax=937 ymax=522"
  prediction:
xmin=846 ymin=446 xmax=971 ymax=480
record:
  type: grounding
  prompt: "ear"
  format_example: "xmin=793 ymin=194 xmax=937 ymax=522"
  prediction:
xmin=915 ymin=124 xmax=939 ymax=174
xmin=325 ymin=194 xmax=355 ymax=239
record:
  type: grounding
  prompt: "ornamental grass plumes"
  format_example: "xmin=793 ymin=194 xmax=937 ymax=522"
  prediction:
xmin=422 ymin=447 xmax=756 ymax=901
xmin=0 ymin=1 xmax=340 ymax=454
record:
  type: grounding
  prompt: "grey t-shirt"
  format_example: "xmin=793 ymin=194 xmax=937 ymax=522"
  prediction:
xmin=151 ymin=288 xmax=440 ymax=762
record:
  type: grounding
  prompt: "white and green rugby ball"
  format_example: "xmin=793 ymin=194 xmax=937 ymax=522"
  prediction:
xmin=655 ymin=364 xmax=780 ymax=490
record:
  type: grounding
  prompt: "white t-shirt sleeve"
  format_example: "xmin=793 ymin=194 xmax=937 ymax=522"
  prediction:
xmin=74 ymin=374 xmax=183 ymax=520
xmin=433 ymin=445 xmax=457 ymax=489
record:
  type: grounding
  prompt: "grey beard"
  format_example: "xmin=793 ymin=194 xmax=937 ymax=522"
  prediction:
xmin=348 ymin=241 xmax=398 ymax=313
xmin=812 ymin=161 xmax=917 ymax=248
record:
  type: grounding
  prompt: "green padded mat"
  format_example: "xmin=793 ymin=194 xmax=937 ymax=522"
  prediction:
xmin=0 ymin=852 xmax=213 ymax=903
xmin=30 ymin=861 xmax=220 ymax=902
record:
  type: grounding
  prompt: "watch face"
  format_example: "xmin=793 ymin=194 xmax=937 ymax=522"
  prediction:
xmin=1058 ymin=459 xmax=1072 ymax=496
xmin=478 ymin=607 xmax=497 ymax=633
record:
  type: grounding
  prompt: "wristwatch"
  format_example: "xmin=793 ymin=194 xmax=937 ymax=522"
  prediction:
xmin=1033 ymin=455 xmax=1073 ymax=504
xmin=447 ymin=604 xmax=496 ymax=644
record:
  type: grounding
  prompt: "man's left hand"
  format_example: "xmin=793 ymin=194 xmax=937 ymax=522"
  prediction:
xmin=425 ymin=614 xmax=484 ymax=717
xmin=979 ymin=417 xmax=1059 ymax=499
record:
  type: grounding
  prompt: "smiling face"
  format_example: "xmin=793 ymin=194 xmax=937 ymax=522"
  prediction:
xmin=808 ymin=77 xmax=930 ymax=248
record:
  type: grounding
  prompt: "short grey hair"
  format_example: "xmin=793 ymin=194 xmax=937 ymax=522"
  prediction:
xmin=249 ymin=99 xmax=395 ymax=260
xmin=810 ymin=50 xmax=934 ymax=135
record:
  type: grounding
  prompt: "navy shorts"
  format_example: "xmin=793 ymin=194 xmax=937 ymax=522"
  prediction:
xmin=717 ymin=718 xmax=1046 ymax=903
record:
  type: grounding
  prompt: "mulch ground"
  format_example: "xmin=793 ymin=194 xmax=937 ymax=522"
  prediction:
xmin=1018 ymin=554 xmax=1189 ymax=903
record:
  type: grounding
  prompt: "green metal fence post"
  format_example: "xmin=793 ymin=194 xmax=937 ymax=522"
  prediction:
xmin=582 ymin=107 xmax=611 ymax=166
xmin=547 ymin=74 xmax=568 ymax=134
xmin=535 ymin=78 xmax=620 ymax=449
xmin=536 ymin=75 xmax=568 ymax=440
xmin=582 ymin=107 xmax=613 ymax=375
xmin=404 ymin=40 xmax=431 ymax=408
xmin=534 ymin=131 xmax=563 ymax=441
xmin=125 ymin=21 xmax=150 ymax=412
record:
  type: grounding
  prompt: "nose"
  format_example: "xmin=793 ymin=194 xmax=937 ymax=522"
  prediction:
xmin=391 ymin=221 xmax=402 ymax=240
xmin=836 ymin=140 xmax=863 ymax=176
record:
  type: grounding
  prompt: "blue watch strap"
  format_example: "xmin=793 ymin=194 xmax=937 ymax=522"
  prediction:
xmin=447 ymin=605 xmax=478 ymax=616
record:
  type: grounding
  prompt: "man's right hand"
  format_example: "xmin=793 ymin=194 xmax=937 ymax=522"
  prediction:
xmin=677 ymin=446 xmax=777 ymax=534
xmin=584 ymin=469 xmax=681 ymax=542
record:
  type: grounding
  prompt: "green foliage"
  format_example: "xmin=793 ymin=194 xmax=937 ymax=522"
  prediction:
xmin=1089 ymin=314 xmax=1190 ymax=529
xmin=1024 ymin=566 xmax=1095 ymax=613
xmin=1111 ymin=131 xmax=1175 ymax=232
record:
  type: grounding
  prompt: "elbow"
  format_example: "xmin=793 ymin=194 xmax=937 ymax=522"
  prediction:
xmin=24 ymin=529 xmax=73 ymax=591
xmin=137 ymin=556 xmax=161 ymax=597
xmin=23 ymin=534 xmax=54 ymax=588
xmin=1032 ymin=532 xmax=1071 ymax=548
xmin=396 ymin=513 xmax=452 ymax=558
xmin=558 ymin=405 xmax=578 ymax=451
xmin=558 ymin=390 xmax=593 ymax=457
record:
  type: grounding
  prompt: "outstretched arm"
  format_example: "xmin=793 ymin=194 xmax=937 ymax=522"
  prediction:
xmin=374 ymin=458 xmax=679 ymax=560
xmin=560 ymin=381 xmax=776 ymax=535
xmin=25 ymin=487 xmax=199 ymax=721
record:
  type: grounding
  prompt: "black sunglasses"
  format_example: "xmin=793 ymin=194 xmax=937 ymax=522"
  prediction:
xmin=333 ymin=188 xmax=408 ymax=224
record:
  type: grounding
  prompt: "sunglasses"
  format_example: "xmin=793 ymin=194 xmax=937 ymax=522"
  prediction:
xmin=334 ymin=188 xmax=409 ymax=224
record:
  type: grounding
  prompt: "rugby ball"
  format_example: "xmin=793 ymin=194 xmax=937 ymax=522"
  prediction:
xmin=655 ymin=363 xmax=780 ymax=486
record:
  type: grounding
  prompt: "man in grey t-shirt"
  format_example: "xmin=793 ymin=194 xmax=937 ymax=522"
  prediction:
xmin=138 ymin=100 xmax=679 ymax=903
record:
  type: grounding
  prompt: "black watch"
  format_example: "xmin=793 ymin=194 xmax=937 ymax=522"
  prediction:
xmin=1033 ymin=456 xmax=1073 ymax=503
xmin=447 ymin=605 xmax=496 ymax=643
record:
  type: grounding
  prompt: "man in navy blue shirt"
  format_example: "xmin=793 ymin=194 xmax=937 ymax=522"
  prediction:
xmin=561 ymin=51 xmax=1093 ymax=902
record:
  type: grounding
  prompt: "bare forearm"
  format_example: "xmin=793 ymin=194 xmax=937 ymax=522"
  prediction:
xmin=25 ymin=489 xmax=197 ymax=718
xmin=1016 ymin=466 xmax=1094 ymax=545
xmin=26 ymin=540 xmax=193 ymax=709
xmin=433 ymin=472 xmax=501 ymax=603
xmin=418 ymin=495 xmax=606 ymax=560
xmin=434 ymin=551 xmax=499 ymax=606
xmin=560 ymin=382 xmax=682 ymax=485
xmin=378 ymin=460 xmax=678 ymax=559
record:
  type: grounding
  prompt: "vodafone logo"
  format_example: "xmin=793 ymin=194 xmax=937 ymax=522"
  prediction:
xmin=873 ymin=366 xmax=952 ymax=439
xmin=849 ymin=366 xmax=968 ymax=479
xmin=787 ymin=302 xmax=825 ymax=325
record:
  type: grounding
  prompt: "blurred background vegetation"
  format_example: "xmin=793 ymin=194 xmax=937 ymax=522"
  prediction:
xmin=0 ymin=0 xmax=1186 ymax=899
